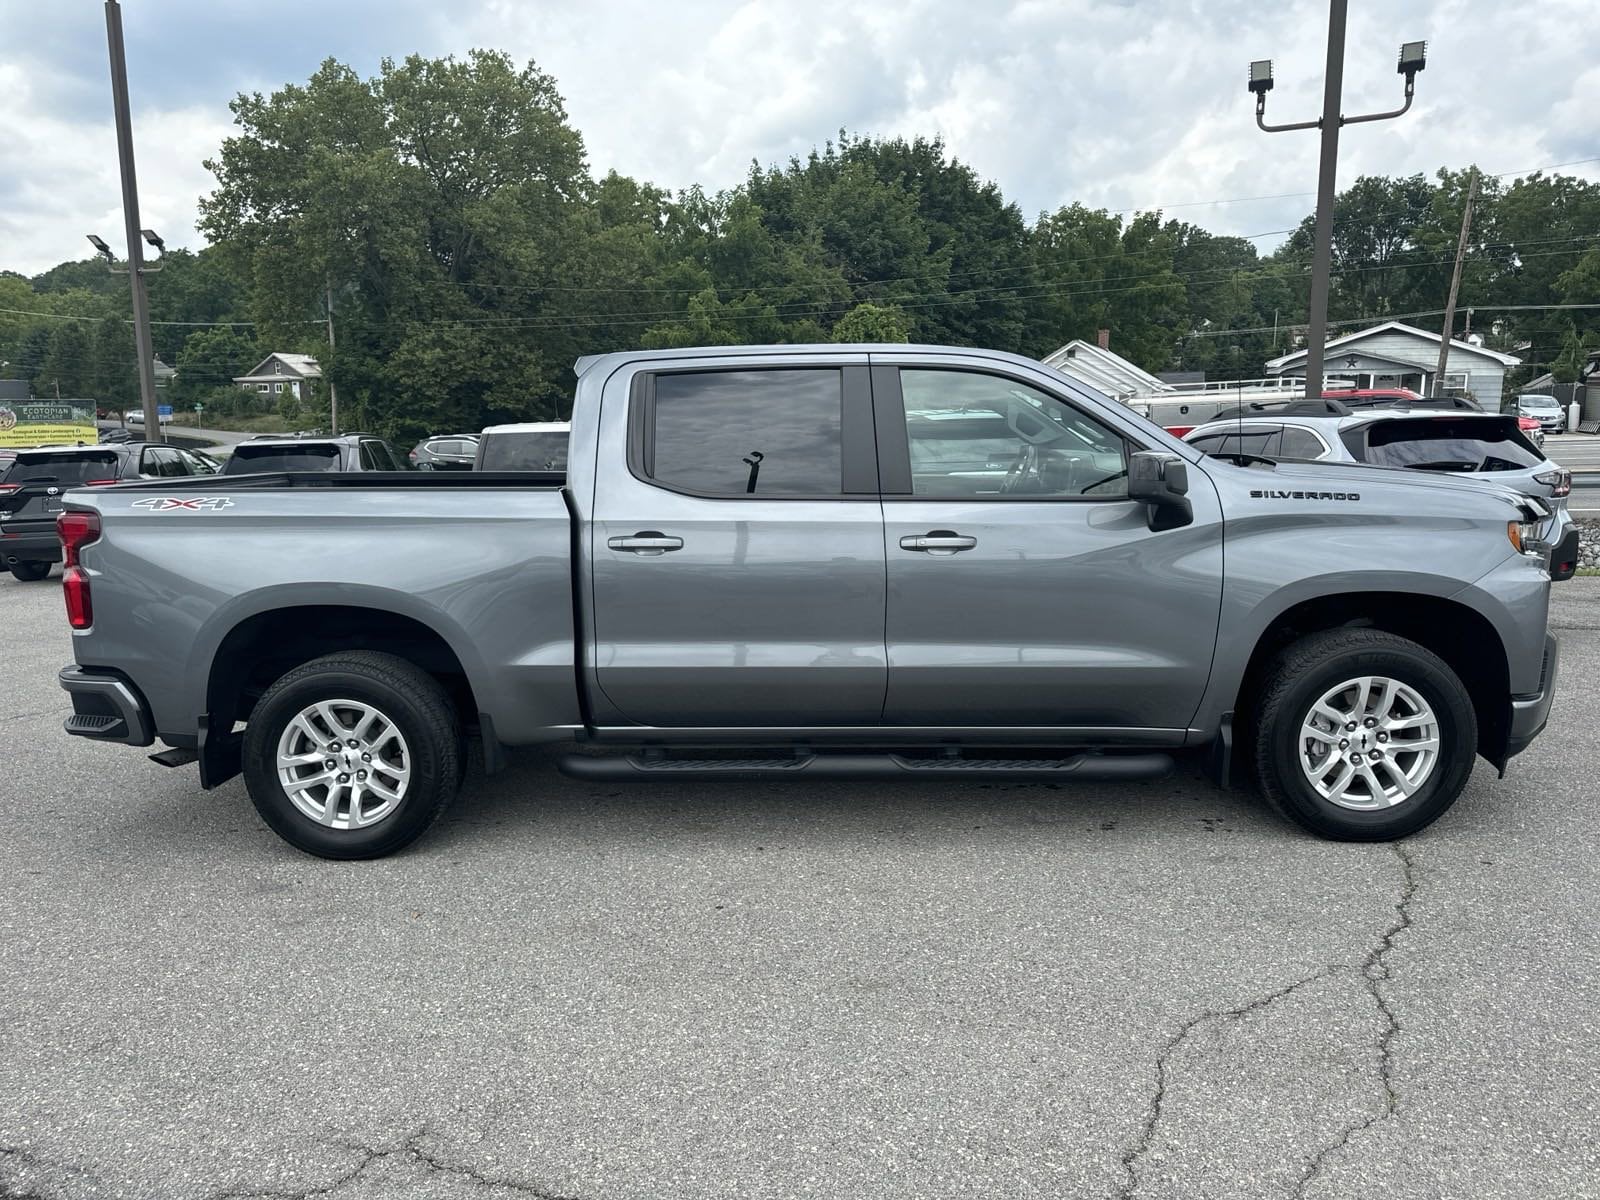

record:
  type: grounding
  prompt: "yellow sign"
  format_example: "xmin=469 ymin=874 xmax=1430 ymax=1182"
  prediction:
xmin=0 ymin=404 xmax=98 ymax=448
xmin=0 ymin=422 xmax=99 ymax=448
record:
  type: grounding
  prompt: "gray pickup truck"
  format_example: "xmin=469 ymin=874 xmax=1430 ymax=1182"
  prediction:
xmin=55 ymin=345 xmax=1560 ymax=858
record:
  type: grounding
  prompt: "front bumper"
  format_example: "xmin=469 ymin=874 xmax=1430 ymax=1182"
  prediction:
xmin=1505 ymin=634 xmax=1559 ymax=761
xmin=59 ymin=665 xmax=155 ymax=747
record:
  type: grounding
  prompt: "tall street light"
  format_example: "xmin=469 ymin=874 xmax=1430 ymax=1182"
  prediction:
xmin=102 ymin=0 xmax=164 ymax=440
xmin=1251 ymin=1 xmax=1427 ymax=399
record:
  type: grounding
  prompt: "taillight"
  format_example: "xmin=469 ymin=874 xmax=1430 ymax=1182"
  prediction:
xmin=85 ymin=478 xmax=120 ymax=486
xmin=1167 ymin=426 xmax=1195 ymax=438
xmin=1533 ymin=468 xmax=1572 ymax=498
xmin=57 ymin=510 xmax=101 ymax=630
xmin=0 ymin=483 xmax=18 ymax=495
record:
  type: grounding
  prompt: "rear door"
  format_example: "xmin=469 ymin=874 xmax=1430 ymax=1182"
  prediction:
xmin=873 ymin=358 xmax=1223 ymax=732
xmin=588 ymin=357 xmax=887 ymax=727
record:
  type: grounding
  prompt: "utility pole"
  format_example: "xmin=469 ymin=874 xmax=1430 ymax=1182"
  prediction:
xmin=1250 ymin=8 xmax=1427 ymax=399
xmin=1433 ymin=170 xmax=1479 ymax=396
xmin=103 ymin=0 xmax=162 ymax=442
xmin=325 ymin=277 xmax=339 ymax=436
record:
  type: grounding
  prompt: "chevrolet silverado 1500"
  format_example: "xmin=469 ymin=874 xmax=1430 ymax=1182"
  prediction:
xmin=55 ymin=344 xmax=1559 ymax=857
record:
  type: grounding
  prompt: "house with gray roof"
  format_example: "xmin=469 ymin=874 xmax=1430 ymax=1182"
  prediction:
xmin=234 ymin=353 xmax=322 ymax=400
xmin=1265 ymin=320 xmax=1520 ymax=406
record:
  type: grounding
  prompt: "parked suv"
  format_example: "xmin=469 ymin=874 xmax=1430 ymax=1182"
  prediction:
xmin=221 ymin=434 xmax=411 ymax=475
xmin=1183 ymin=409 xmax=1579 ymax=579
xmin=0 ymin=442 xmax=215 ymax=579
xmin=473 ymin=422 xmax=570 ymax=472
xmin=409 ymin=434 xmax=479 ymax=471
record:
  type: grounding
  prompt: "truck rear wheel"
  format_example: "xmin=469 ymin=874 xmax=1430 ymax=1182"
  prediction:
xmin=1253 ymin=629 xmax=1477 ymax=840
xmin=242 ymin=651 xmax=461 ymax=859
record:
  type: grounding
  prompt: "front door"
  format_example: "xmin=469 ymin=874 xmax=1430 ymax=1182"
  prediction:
xmin=874 ymin=362 xmax=1223 ymax=732
xmin=589 ymin=359 xmax=887 ymax=727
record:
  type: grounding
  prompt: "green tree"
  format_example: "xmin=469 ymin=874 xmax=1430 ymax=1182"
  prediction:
xmin=38 ymin=321 xmax=95 ymax=397
xmin=832 ymin=302 xmax=909 ymax=342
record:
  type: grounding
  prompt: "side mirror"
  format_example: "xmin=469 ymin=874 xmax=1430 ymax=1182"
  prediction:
xmin=1128 ymin=451 xmax=1193 ymax=531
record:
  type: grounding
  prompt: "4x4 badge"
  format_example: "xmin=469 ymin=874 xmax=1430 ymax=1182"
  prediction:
xmin=131 ymin=497 xmax=236 ymax=511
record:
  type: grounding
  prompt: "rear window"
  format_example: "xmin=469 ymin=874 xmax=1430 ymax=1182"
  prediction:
xmin=224 ymin=444 xmax=342 ymax=474
xmin=4 ymin=452 xmax=118 ymax=484
xmin=479 ymin=431 xmax=569 ymax=472
xmin=1352 ymin=418 xmax=1543 ymax=473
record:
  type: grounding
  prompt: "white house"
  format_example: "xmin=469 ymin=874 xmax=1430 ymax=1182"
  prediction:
xmin=233 ymin=353 xmax=322 ymax=399
xmin=1265 ymin=321 xmax=1520 ymax=404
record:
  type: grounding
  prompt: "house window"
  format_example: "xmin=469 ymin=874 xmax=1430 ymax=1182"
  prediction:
xmin=257 ymin=383 xmax=269 ymax=392
xmin=273 ymin=382 xmax=283 ymax=393
xmin=1441 ymin=371 xmax=1469 ymax=394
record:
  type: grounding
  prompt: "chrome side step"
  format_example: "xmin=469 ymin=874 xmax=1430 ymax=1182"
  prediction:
xmin=556 ymin=751 xmax=1174 ymax=783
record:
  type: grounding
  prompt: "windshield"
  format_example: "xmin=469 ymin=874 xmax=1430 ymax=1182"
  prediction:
xmin=479 ymin=431 xmax=568 ymax=472
xmin=1520 ymin=395 xmax=1561 ymax=412
xmin=223 ymin=444 xmax=342 ymax=474
xmin=4 ymin=452 xmax=119 ymax=484
xmin=1354 ymin=418 xmax=1544 ymax=473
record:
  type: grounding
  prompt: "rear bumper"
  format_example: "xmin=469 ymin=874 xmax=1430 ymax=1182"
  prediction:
xmin=0 ymin=521 xmax=62 ymax=563
xmin=1549 ymin=525 xmax=1581 ymax=583
xmin=1505 ymin=634 xmax=1559 ymax=761
xmin=59 ymin=665 xmax=155 ymax=747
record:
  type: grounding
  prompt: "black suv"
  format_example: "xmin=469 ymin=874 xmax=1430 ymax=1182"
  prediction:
xmin=408 ymin=434 xmax=479 ymax=471
xmin=0 ymin=442 xmax=217 ymax=580
xmin=221 ymin=434 xmax=411 ymax=475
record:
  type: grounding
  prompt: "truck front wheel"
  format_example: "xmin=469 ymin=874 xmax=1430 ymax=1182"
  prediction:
xmin=242 ymin=651 xmax=461 ymax=859
xmin=1253 ymin=629 xmax=1477 ymax=840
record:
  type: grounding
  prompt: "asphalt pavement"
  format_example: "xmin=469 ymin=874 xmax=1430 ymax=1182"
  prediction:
xmin=1 ymin=571 xmax=1597 ymax=1199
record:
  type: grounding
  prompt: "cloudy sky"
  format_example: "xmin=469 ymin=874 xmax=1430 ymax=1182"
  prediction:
xmin=2 ymin=0 xmax=1596 ymax=276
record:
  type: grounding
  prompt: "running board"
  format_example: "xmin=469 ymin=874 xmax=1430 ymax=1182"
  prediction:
xmin=556 ymin=751 xmax=1174 ymax=783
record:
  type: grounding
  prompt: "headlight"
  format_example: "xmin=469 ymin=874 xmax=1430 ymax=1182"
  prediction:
xmin=1507 ymin=520 xmax=1542 ymax=554
xmin=1532 ymin=467 xmax=1571 ymax=498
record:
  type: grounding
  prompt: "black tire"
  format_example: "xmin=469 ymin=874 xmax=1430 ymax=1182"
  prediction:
xmin=242 ymin=651 xmax=461 ymax=859
xmin=1253 ymin=629 xmax=1477 ymax=841
xmin=9 ymin=560 xmax=51 ymax=581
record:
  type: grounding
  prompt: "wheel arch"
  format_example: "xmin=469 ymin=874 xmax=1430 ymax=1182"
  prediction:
xmin=1230 ymin=590 xmax=1511 ymax=769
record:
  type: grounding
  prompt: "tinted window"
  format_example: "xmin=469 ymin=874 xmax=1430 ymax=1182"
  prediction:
xmin=1197 ymin=429 xmax=1283 ymax=458
xmin=358 ymin=441 xmax=382 ymax=470
xmin=1279 ymin=428 xmax=1329 ymax=459
xmin=224 ymin=444 xmax=342 ymax=474
xmin=142 ymin=447 xmax=187 ymax=477
xmin=649 ymin=370 xmax=841 ymax=496
xmin=180 ymin=450 xmax=217 ymax=475
xmin=5 ymin=452 xmax=119 ymax=484
xmin=900 ymin=370 xmax=1127 ymax=498
xmin=1356 ymin=418 xmax=1543 ymax=473
xmin=480 ymin=431 xmax=569 ymax=472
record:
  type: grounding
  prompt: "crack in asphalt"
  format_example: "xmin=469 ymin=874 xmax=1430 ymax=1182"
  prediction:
xmin=1290 ymin=842 xmax=1417 ymax=1197
xmin=1115 ymin=964 xmax=1347 ymax=1199
xmin=1116 ymin=841 xmax=1419 ymax=1200
xmin=210 ymin=1130 xmax=580 ymax=1200
xmin=0 ymin=1141 xmax=98 ymax=1198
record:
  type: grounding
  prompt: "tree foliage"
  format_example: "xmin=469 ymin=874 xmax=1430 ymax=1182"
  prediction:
xmin=4 ymin=53 xmax=1598 ymax=432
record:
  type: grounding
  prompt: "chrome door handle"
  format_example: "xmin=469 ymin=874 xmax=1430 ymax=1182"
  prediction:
xmin=898 ymin=531 xmax=977 ymax=555
xmin=607 ymin=531 xmax=684 ymax=555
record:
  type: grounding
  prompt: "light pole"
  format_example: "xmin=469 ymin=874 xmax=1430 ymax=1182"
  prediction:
xmin=100 ymin=0 xmax=165 ymax=441
xmin=1251 ymin=4 xmax=1426 ymax=399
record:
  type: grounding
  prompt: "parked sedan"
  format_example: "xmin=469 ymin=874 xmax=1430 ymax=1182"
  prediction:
xmin=409 ymin=434 xmax=480 ymax=471
xmin=0 ymin=442 xmax=216 ymax=579
xmin=1183 ymin=410 xmax=1579 ymax=580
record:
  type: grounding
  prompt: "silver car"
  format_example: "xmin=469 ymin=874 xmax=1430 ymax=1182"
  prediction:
xmin=1183 ymin=409 xmax=1579 ymax=580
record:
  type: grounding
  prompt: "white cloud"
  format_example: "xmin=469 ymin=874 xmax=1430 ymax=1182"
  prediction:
xmin=2 ymin=0 xmax=1597 ymax=276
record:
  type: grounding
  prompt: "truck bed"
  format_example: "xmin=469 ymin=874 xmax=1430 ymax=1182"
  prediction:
xmin=99 ymin=470 xmax=567 ymax=490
